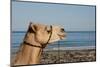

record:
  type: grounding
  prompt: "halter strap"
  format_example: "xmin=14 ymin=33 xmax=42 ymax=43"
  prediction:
xmin=23 ymin=41 xmax=43 ymax=48
xmin=42 ymin=25 xmax=52 ymax=48
xmin=24 ymin=25 xmax=52 ymax=48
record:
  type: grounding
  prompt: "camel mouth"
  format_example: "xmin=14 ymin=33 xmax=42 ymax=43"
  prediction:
xmin=58 ymin=34 xmax=66 ymax=39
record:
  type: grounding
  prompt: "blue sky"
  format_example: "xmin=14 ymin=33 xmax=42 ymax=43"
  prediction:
xmin=12 ymin=1 xmax=96 ymax=31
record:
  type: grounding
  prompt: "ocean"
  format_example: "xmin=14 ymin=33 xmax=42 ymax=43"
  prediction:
xmin=11 ymin=31 xmax=96 ymax=52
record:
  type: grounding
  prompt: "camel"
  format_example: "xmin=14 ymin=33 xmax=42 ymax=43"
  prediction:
xmin=12 ymin=22 xmax=66 ymax=66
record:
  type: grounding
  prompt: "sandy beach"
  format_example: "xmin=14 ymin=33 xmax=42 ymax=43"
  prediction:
xmin=40 ymin=49 xmax=96 ymax=64
xmin=11 ymin=47 xmax=96 ymax=65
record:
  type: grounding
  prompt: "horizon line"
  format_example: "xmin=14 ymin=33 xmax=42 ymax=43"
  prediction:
xmin=12 ymin=30 xmax=96 ymax=33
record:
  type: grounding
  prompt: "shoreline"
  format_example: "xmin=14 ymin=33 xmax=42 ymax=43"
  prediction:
xmin=44 ymin=46 xmax=95 ymax=51
xmin=11 ymin=46 xmax=96 ymax=52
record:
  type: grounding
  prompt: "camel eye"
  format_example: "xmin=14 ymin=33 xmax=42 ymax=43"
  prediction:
xmin=46 ymin=26 xmax=51 ymax=33
xmin=47 ymin=30 xmax=51 ymax=33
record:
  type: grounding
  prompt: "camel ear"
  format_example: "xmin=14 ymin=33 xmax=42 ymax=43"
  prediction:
xmin=30 ymin=23 xmax=37 ymax=32
xmin=28 ymin=22 xmax=37 ymax=33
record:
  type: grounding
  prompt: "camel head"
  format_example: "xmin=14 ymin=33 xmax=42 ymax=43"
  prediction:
xmin=26 ymin=22 xmax=66 ymax=46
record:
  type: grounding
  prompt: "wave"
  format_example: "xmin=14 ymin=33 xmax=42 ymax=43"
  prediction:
xmin=44 ymin=46 xmax=96 ymax=51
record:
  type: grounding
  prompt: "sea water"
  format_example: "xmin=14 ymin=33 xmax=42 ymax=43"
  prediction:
xmin=11 ymin=31 xmax=96 ymax=52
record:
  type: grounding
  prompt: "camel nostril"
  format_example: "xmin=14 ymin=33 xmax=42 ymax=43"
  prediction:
xmin=61 ymin=28 xmax=65 ymax=32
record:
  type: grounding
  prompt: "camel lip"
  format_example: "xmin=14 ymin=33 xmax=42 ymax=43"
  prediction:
xmin=58 ymin=34 xmax=66 ymax=38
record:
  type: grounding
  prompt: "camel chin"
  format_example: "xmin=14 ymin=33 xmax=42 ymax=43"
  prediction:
xmin=48 ymin=39 xmax=60 ymax=43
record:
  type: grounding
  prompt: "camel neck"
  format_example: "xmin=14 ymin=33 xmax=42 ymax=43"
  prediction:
xmin=13 ymin=43 xmax=43 ymax=65
xmin=13 ymin=32 xmax=44 ymax=66
xmin=27 ymin=44 xmax=43 ymax=64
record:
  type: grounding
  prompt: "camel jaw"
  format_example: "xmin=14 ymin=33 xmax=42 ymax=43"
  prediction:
xmin=57 ymin=33 xmax=66 ymax=40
